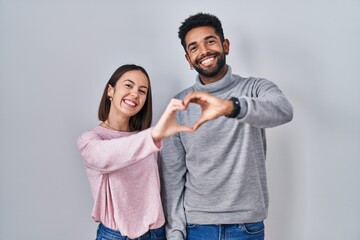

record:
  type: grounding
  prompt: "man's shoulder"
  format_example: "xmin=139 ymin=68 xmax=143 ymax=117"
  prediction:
xmin=232 ymin=74 xmax=275 ymax=87
xmin=232 ymin=73 xmax=265 ymax=82
xmin=173 ymin=86 xmax=194 ymax=99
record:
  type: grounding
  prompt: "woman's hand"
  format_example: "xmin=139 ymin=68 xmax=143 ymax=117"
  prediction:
xmin=151 ymin=99 xmax=195 ymax=142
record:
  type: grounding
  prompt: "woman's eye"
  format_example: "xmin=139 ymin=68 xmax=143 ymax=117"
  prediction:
xmin=139 ymin=90 xmax=147 ymax=95
xmin=125 ymin=84 xmax=132 ymax=88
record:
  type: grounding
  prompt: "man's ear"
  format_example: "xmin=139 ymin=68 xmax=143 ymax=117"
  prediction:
xmin=223 ymin=39 xmax=230 ymax=55
xmin=185 ymin=54 xmax=194 ymax=69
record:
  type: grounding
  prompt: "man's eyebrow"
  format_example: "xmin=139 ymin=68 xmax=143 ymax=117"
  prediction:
xmin=187 ymin=41 xmax=197 ymax=50
xmin=204 ymin=35 xmax=217 ymax=41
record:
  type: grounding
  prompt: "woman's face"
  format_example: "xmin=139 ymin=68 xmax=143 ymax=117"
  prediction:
xmin=107 ymin=70 xmax=149 ymax=118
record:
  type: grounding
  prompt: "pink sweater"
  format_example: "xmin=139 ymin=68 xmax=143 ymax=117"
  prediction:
xmin=77 ymin=126 xmax=165 ymax=238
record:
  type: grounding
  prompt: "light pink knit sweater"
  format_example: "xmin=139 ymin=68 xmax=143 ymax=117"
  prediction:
xmin=77 ymin=126 xmax=164 ymax=238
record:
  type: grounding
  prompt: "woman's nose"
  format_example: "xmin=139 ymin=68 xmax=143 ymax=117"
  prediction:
xmin=130 ymin=89 xmax=139 ymax=98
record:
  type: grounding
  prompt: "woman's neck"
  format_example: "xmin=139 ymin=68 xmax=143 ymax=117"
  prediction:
xmin=102 ymin=115 xmax=130 ymax=132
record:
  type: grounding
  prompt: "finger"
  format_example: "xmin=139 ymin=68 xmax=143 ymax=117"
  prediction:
xmin=167 ymin=99 xmax=186 ymax=111
xmin=170 ymin=103 xmax=187 ymax=111
xmin=176 ymin=125 xmax=195 ymax=133
xmin=170 ymin=98 xmax=183 ymax=105
xmin=183 ymin=92 xmax=202 ymax=106
xmin=182 ymin=92 xmax=192 ymax=107
xmin=174 ymin=99 xmax=187 ymax=109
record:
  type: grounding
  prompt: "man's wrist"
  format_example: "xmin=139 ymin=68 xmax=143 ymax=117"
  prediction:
xmin=225 ymin=97 xmax=241 ymax=118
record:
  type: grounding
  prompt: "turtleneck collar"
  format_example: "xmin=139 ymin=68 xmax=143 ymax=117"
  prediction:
xmin=193 ymin=65 xmax=237 ymax=95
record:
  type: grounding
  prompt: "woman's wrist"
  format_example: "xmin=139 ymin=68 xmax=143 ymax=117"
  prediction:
xmin=150 ymin=127 xmax=162 ymax=145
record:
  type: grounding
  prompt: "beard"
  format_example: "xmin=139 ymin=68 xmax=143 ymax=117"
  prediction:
xmin=193 ymin=51 xmax=226 ymax=78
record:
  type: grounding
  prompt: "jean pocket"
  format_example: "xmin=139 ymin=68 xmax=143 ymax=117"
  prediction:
xmin=242 ymin=221 xmax=265 ymax=235
xmin=96 ymin=236 xmax=124 ymax=240
xmin=150 ymin=226 xmax=166 ymax=239
xmin=97 ymin=237 xmax=123 ymax=240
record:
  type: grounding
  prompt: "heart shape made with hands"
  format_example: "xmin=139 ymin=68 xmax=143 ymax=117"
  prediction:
xmin=182 ymin=91 xmax=229 ymax=130
xmin=153 ymin=91 xmax=228 ymax=140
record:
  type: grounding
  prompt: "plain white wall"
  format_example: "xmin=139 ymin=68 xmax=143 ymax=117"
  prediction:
xmin=1 ymin=0 xmax=359 ymax=239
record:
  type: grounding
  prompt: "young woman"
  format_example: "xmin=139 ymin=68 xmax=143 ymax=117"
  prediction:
xmin=77 ymin=64 xmax=195 ymax=240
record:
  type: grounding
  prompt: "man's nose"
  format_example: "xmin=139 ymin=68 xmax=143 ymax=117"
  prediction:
xmin=198 ymin=44 xmax=209 ymax=55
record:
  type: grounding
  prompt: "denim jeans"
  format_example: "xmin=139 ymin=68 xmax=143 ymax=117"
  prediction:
xmin=186 ymin=221 xmax=264 ymax=240
xmin=96 ymin=223 xmax=166 ymax=240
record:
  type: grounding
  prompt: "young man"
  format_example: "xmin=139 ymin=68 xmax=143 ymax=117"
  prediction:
xmin=160 ymin=13 xmax=293 ymax=240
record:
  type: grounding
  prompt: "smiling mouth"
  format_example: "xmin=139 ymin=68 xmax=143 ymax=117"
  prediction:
xmin=123 ymin=99 xmax=137 ymax=107
xmin=200 ymin=57 xmax=215 ymax=66
xmin=197 ymin=53 xmax=218 ymax=67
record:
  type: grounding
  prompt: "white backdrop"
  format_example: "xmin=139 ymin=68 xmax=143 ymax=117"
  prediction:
xmin=1 ymin=0 xmax=359 ymax=239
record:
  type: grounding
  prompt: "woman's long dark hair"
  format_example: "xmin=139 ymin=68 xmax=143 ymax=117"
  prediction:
xmin=98 ymin=64 xmax=152 ymax=131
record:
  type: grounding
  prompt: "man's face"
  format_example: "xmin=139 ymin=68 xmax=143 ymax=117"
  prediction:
xmin=184 ymin=26 xmax=229 ymax=79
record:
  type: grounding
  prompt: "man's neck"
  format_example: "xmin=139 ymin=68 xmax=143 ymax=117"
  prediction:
xmin=199 ymin=65 xmax=228 ymax=85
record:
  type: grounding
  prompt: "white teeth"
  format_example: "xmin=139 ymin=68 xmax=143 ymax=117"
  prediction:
xmin=201 ymin=57 xmax=214 ymax=65
xmin=124 ymin=99 xmax=136 ymax=106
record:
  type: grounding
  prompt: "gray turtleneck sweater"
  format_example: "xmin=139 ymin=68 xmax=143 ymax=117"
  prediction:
xmin=160 ymin=66 xmax=293 ymax=240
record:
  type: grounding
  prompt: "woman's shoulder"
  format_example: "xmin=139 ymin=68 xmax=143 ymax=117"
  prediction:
xmin=77 ymin=126 xmax=103 ymax=148
xmin=78 ymin=125 xmax=140 ymax=144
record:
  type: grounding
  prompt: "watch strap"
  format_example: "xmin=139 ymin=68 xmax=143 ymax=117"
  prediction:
xmin=226 ymin=97 xmax=241 ymax=118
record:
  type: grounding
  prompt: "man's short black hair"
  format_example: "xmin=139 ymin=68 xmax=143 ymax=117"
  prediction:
xmin=178 ymin=12 xmax=225 ymax=53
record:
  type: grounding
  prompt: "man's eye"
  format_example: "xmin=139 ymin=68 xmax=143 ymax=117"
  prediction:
xmin=189 ymin=46 xmax=197 ymax=52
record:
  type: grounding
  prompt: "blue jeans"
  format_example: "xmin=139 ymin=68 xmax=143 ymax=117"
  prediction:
xmin=186 ymin=222 xmax=264 ymax=240
xmin=96 ymin=223 xmax=166 ymax=240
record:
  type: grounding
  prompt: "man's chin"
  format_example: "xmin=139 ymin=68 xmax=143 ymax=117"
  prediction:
xmin=196 ymin=68 xmax=220 ymax=78
xmin=195 ymin=59 xmax=226 ymax=78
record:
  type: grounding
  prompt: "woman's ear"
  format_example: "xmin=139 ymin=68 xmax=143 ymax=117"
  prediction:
xmin=107 ymin=84 xmax=114 ymax=98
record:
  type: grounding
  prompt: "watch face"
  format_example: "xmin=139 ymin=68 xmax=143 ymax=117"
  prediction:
xmin=227 ymin=97 xmax=240 ymax=118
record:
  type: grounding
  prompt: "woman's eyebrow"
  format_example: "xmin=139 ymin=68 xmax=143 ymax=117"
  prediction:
xmin=123 ymin=79 xmax=135 ymax=84
xmin=123 ymin=79 xmax=148 ymax=89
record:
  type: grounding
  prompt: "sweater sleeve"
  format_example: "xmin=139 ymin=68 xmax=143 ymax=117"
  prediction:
xmin=77 ymin=128 xmax=161 ymax=173
xmin=237 ymin=78 xmax=293 ymax=128
xmin=160 ymin=132 xmax=187 ymax=240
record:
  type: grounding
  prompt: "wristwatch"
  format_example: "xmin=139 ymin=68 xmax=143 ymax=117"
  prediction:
xmin=226 ymin=97 xmax=241 ymax=118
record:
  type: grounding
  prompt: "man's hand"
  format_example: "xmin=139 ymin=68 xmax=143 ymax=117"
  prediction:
xmin=183 ymin=91 xmax=234 ymax=130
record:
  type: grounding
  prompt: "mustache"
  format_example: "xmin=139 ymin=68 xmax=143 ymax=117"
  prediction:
xmin=195 ymin=52 xmax=220 ymax=64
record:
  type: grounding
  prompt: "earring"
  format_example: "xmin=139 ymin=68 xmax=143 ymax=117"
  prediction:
xmin=108 ymin=96 xmax=112 ymax=101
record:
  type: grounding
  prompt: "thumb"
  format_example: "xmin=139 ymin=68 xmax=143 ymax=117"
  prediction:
xmin=193 ymin=117 xmax=208 ymax=131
